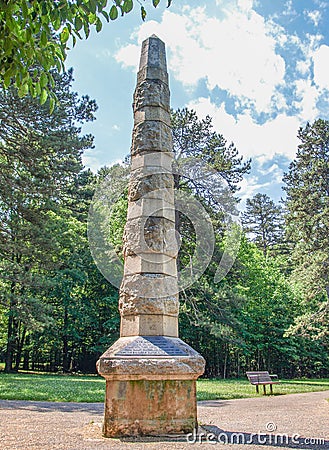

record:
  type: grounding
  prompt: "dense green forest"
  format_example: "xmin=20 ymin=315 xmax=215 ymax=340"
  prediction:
xmin=0 ymin=73 xmax=328 ymax=377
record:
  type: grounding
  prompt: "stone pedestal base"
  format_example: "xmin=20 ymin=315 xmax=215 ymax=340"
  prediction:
xmin=97 ymin=336 xmax=205 ymax=438
xmin=103 ymin=379 xmax=197 ymax=437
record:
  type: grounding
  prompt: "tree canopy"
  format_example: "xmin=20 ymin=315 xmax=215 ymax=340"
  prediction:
xmin=283 ymin=119 xmax=329 ymax=301
xmin=0 ymin=0 xmax=172 ymax=106
xmin=1 ymin=103 xmax=329 ymax=377
xmin=283 ymin=119 xmax=329 ymax=347
xmin=0 ymin=68 xmax=98 ymax=372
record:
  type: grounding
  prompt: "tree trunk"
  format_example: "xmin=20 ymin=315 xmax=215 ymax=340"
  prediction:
xmin=5 ymin=314 xmax=15 ymax=373
xmin=62 ymin=305 xmax=70 ymax=373
xmin=14 ymin=324 xmax=27 ymax=372
xmin=22 ymin=333 xmax=30 ymax=371
xmin=4 ymin=286 xmax=18 ymax=373
xmin=223 ymin=345 xmax=228 ymax=379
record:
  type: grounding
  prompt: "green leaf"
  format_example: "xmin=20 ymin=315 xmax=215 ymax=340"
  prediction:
xmin=96 ymin=18 xmax=102 ymax=32
xmin=83 ymin=21 xmax=90 ymax=38
xmin=55 ymin=58 xmax=62 ymax=72
xmin=97 ymin=0 xmax=107 ymax=11
xmin=40 ymin=88 xmax=48 ymax=105
xmin=101 ymin=10 xmax=109 ymax=22
xmin=18 ymin=82 xmax=29 ymax=98
xmin=48 ymin=73 xmax=55 ymax=88
xmin=109 ymin=5 xmax=118 ymax=20
xmin=30 ymin=86 xmax=37 ymax=98
xmin=34 ymin=21 xmax=41 ymax=34
xmin=49 ymin=97 xmax=55 ymax=114
xmin=122 ymin=0 xmax=133 ymax=13
xmin=141 ymin=5 xmax=146 ymax=21
xmin=75 ymin=16 xmax=83 ymax=31
xmin=153 ymin=0 xmax=160 ymax=7
xmin=3 ymin=38 xmax=13 ymax=54
xmin=88 ymin=0 xmax=97 ymax=14
xmin=35 ymin=80 xmax=41 ymax=95
xmin=6 ymin=17 xmax=14 ymax=32
xmin=21 ymin=1 xmax=28 ymax=18
xmin=88 ymin=12 xmax=97 ymax=23
xmin=41 ymin=2 xmax=48 ymax=16
xmin=40 ymin=72 xmax=48 ymax=88
xmin=60 ymin=27 xmax=70 ymax=44
xmin=53 ymin=17 xmax=61 ymax=31
xmin=3 ymin=69 xmax=13 ymax=89
xmin=40 ymin=30 xmax=47 ymax=47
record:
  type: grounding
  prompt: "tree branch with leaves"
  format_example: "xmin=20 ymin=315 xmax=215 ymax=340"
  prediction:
xmin=0 ymin=0 xmax=173 ymax=106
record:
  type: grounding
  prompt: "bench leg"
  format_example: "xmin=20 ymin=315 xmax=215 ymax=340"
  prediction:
xmin=256 ymin=385 xmax=259 ymax=394
xmin=270 ymin=384 xmax=273 ymax=395
xmin=263 ymin=385 xmax=266 ymax=395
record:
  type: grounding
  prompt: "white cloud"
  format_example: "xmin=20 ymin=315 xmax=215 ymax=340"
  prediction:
xmin=314 ymin=0 xmax=327 ymax=6
xmin=82 ymin=154 xmax=102 ymax=172
xmin=188 ymin=97 xmax=301 ymax=161
xmin=114 ymin=2 xmax=328 ymax=167
xmin=293 ymin=78 xmax=319 ymax=121
xmin=272 ymin=91 xmax=288 ymax=111
xmin=259 ymin=163 xmax=279 ymax=175
xmin=306 ymin=9 xmax=322 ymax=27
xmin=258 ymin=163 xmax=284 ymax=183
xmin=296 ymin=59 xmax=309 ymax=75
xmin=313 ymin=45 xmax=329 ymax=90
xmin=109 ymin=158 xmax=124 ymax=167
xmin=238 ymin=175 xmax=271 ymax=205
xmin=282 ymin=0 xmax=297 ymax=17
xmin=236 ymin=0 xmax=255 ymax=12
xmin=115 ymin=4 xmax=286 ymax=114
xmin=95 ymin=48 xmax=112 ymax=59
xmin=115 ymin=43 xmax=139 ymax=70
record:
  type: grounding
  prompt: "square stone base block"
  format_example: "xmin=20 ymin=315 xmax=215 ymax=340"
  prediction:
xmin=103 ymin=379 xmax=197 ymax=437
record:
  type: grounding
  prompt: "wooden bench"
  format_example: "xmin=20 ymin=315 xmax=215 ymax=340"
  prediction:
xmin=246 ymin=371 xmax=280 ymax=395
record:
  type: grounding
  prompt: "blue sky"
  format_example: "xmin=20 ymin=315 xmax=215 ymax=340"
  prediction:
xmin=66 ymin=0 xmax=329 ymax=206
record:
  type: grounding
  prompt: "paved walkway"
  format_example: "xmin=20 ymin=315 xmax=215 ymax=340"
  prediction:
xmin=0 ymin=391 xmax=328 ymax=449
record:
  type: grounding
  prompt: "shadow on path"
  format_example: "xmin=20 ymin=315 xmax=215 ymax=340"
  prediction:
xmin=0 ymin=399 xmax=103 ymax=415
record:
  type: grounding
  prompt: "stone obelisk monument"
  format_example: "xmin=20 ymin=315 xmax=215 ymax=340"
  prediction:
xmin=97 ymin=35 xmax=205 ymax=437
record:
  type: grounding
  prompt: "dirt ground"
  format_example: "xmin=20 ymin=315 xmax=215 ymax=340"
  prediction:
xmin=0 ymin=390 xmax=328 ymax=449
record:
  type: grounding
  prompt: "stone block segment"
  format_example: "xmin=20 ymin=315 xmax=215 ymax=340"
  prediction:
xmin=120 ymin=314 xmax=178 ymax=337
xmin=102 ymin=379 xmax=196 ymax=436
xmin=131 ymin=152 xmax=174 ymax=171
xmin=131 ymin=120 xmax=173 ymax=155
xmin=119 ymin=273 xmax=178 ymax=300
xmin=124 ymin=253 xmax=177 ymax=277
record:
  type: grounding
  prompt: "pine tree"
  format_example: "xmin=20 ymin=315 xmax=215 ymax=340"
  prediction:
xmin=283 ymin=119 xmax=329 ymax=342
xmin=171 ymin=108 xmax=251 ymax=195
xmin=242 ymin=193 xmax=284 ymax=257
xmin=0 ymin=69 xmax=97 ymax=372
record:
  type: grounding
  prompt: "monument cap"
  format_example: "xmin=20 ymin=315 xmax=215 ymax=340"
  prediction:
xmin=139 ymin=35 xmax=167 ymax=72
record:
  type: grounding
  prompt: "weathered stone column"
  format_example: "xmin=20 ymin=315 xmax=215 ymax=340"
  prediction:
xmin=97 ymin=35 xmax=205 ymax=437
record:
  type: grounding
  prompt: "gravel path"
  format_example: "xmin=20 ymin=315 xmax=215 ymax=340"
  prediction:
xmin=0 ymin=391 xmax=328 ymax=450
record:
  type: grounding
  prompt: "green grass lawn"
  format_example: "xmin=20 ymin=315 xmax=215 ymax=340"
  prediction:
xmin=197 ymin=378 xmax=329 ymax=400
xmin=0 ymin=372 xmax=328 ymax=402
